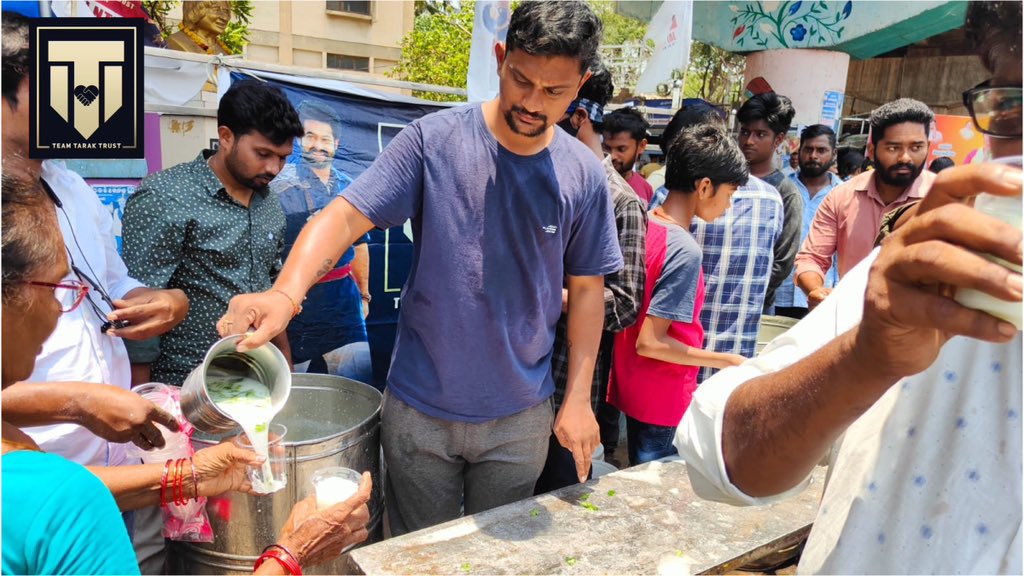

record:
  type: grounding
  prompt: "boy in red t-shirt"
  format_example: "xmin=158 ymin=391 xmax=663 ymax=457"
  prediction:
xmin=610 ymin=123 xmax=749 ymax=465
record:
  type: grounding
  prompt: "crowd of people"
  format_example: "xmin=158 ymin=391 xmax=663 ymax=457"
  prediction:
xmin=1 ymin=0 xmax=1021 ymax=574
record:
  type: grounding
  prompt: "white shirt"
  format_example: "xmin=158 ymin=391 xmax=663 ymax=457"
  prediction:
xmin=676 ymin=249 xmax=1022 ymax=574
xmin=22 ymin=161 xmax=145 ymax=467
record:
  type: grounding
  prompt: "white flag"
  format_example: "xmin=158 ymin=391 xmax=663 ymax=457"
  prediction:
xmin=635 ymin=0 xmax=693 ymax=95
xmin=466 ymin=1 xmax=510 ymax=103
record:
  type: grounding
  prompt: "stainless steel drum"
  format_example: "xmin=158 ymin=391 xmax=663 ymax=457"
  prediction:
xmin=173 ymin=374 xmax=384 ymax=575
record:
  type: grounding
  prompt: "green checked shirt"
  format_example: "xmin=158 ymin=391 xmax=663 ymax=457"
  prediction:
xmin=122 ymin=150 xmax=285 ymax=385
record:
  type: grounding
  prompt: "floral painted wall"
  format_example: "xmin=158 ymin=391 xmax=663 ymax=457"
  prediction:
xmin=693 ymin=0 xmax=965 ymax=58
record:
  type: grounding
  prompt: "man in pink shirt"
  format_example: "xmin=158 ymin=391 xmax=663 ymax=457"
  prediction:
xmin=603 ymin=107 xmax=654 ymax=205
xmin=795 ymin=98 xmax=936 ymax=308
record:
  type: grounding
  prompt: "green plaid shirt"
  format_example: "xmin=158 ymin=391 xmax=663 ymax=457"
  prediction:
xmin=122 ymin=151 xmax=285 ymax=384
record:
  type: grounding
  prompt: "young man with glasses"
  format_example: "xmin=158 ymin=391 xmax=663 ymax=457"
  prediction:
xmin=675 ymin=2 xmax=1022 ymax=572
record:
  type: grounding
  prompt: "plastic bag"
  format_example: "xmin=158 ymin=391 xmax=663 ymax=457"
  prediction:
xmin=129 ymin=383 xmax=214 ymax=542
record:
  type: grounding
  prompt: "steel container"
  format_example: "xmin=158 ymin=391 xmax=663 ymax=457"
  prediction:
xmin=181 ymin=335 xmax=292 ymax=435
xmin=173 ymin=374 xmax=383 ymax=575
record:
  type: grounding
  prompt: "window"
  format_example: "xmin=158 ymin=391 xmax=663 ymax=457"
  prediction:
xmin=326 ymin=1 xmax=371 ymax=16
xmin=327 ymin=53 xmax=370 ymax=72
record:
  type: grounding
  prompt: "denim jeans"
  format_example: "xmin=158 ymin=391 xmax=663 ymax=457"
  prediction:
xmin=625 ymin=416 xmax=678 ymax=466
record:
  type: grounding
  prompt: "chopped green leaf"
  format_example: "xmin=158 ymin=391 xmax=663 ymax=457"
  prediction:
xmin=461 ymin=562 xmax=471 ymax=573
xmin=565 ymin=557 xmax=577 ymax=567
xmin=530 ymin=508 xmax=539 ymax=517
xmin=606 ymin=490 xmax=616 ymax=497
xmin=579 ymin=493 xmax=589 ymax=501
xmin=581 ymin=502 xmax=599 ymax=512
xmin=675 ymin=550 xmax=684 ymax=557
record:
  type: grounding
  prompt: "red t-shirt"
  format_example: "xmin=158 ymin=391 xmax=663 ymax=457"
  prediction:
xmin=626 ymin=171 xmax=654 ymax=205
xmin=609 ymin=219 xmax=705 ymax=426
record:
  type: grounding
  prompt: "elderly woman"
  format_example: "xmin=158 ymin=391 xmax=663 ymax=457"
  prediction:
xmin=1 ymin=174 xmax=371 ymax=575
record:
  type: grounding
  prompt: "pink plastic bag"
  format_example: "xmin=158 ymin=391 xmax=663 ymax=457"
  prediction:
xmin=131 ymin=383 xmax=214 ymax=542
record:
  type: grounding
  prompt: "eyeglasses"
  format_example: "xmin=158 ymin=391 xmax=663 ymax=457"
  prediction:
xmin=71 ymin=264 xmax=129 ymax=333
xmin=962 ymin=80 xmax=1023 ymax=138
xmin=25 ymin=279 xmax=89 ymax=313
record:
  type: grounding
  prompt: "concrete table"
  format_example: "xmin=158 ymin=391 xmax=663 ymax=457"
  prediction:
xmin=348 ymin=459 xmax=825 ymax=575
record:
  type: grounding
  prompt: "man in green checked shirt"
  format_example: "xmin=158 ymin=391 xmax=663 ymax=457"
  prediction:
xmin=122 ymin=80 xmax=302 ymax=386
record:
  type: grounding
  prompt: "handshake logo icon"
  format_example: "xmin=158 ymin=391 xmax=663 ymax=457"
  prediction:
xmin=73 ymin=84 xmax=100 ymax=106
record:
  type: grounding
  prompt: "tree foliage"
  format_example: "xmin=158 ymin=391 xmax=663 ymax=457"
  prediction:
xmin=684 ymin=41 xmax=745 ymax=107
xmin=388 ymin=0 xmax=474 ymax=102
xmin=587 ymin=0 xmax=647 ymax=46
xmin=389 ymin=0 xmax=651 ymax=102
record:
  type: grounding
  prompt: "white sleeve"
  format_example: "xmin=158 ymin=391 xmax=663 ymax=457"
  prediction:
xmin=675 ymin=250 xmax=877 ymax=506
xmin=674 ymin=345 xmax=816 ymax=506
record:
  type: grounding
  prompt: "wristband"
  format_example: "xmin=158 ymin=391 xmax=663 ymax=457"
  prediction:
xmin=270 ymin=289 xmax=303 ymax=317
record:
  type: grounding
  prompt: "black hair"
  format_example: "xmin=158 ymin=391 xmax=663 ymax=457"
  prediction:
xmin=661 ymin=102 xmax=724 ymax=155
xmin=665 ymin=124 xmax=749 ymax=194
xmin=837 ymin=149 xmax=865 ymax=180
xmin=800 ymin=124 xmax=837 ymax=150
xmin=576 ymin=61 xmax=614 ymax=107
xmin=296 ymin=99 xmax=343 ymax=142
xmin=217 ymin=79 xmax=303 ymax=146
xmin=505 ymin=1 xmax=603 ymax=74
xmin=737 ymin=92 xmax=796 ymax=136
xmin=928 ymin=156 xmax=955 ymax=173
xmin=602 ymin=107 xmax=649 ymax=142
xmin=868 ymin=98 xmax=933 ymax=146
xmin=965 ymin=1 xmax=1021 ymax=73
xmin=2 ymin=11 xmax=30 ymax=108
xmin=2 ymin=173 xmax=63 ymax=305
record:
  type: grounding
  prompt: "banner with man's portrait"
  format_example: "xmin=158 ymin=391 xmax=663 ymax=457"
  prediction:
xmin=225 ymin=71 xmax=449 ymax=389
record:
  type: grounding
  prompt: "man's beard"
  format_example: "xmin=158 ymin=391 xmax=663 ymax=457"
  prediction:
xmin=612 ymin=153 xmax=637 ymax=176
xmin=799 ymin=158 xmax=834 ymax=178
xmin=503 ymin=105 xmax=548 ymax=138
xmin=874 ymin=154 xmax=925 ymax=188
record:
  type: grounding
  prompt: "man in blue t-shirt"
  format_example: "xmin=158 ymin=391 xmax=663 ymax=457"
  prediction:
xmin=219 ymin=1 xmax=623 ymax=535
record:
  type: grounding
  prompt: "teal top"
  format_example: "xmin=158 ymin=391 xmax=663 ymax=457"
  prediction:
xmin=2 ymin=450 xmax=140 ymax=575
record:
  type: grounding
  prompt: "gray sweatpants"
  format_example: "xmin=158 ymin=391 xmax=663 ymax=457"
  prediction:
xmin=382 ymin=389 xmax=553 ymax=536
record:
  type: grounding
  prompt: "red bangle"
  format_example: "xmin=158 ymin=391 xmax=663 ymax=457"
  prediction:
xmin=190 ymin=457 xmax=200 ymax=501
xmin=175 ymin=458 xmax=186 ymax=506
xmin=160 ymin=459 xmax=172 ymax=506
xmin=172 ymin=459 xmax=180 ymax=506
xmin=255 ymin=544 xmax=302 ymax=575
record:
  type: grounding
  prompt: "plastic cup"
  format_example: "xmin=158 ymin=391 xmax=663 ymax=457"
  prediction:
xmin=310 ymin=466 xmax=362 ymax=510
xmin=233 ymin=423 xmax=288 ymax=494
xmin=125 ymin=383 xmax=190 ymax=463
xmin=953 ymin=155 xmax=1023 ymax=329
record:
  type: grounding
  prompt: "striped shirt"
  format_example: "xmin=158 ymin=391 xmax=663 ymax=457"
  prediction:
xmin=690 ymin=175 xmax=783 ymax=384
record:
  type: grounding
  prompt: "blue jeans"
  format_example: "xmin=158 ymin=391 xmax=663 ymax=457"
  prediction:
xmin=625 ymin=416 xmax=678 ymax=466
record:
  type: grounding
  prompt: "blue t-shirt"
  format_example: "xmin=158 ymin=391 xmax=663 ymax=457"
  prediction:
xmin=647 ymin=223 xmax=702 ymax=324
xmin=2 ymin=451 xmax=140 ymax=575
xmin=341 ymin=104 xmax=623 ymax=421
